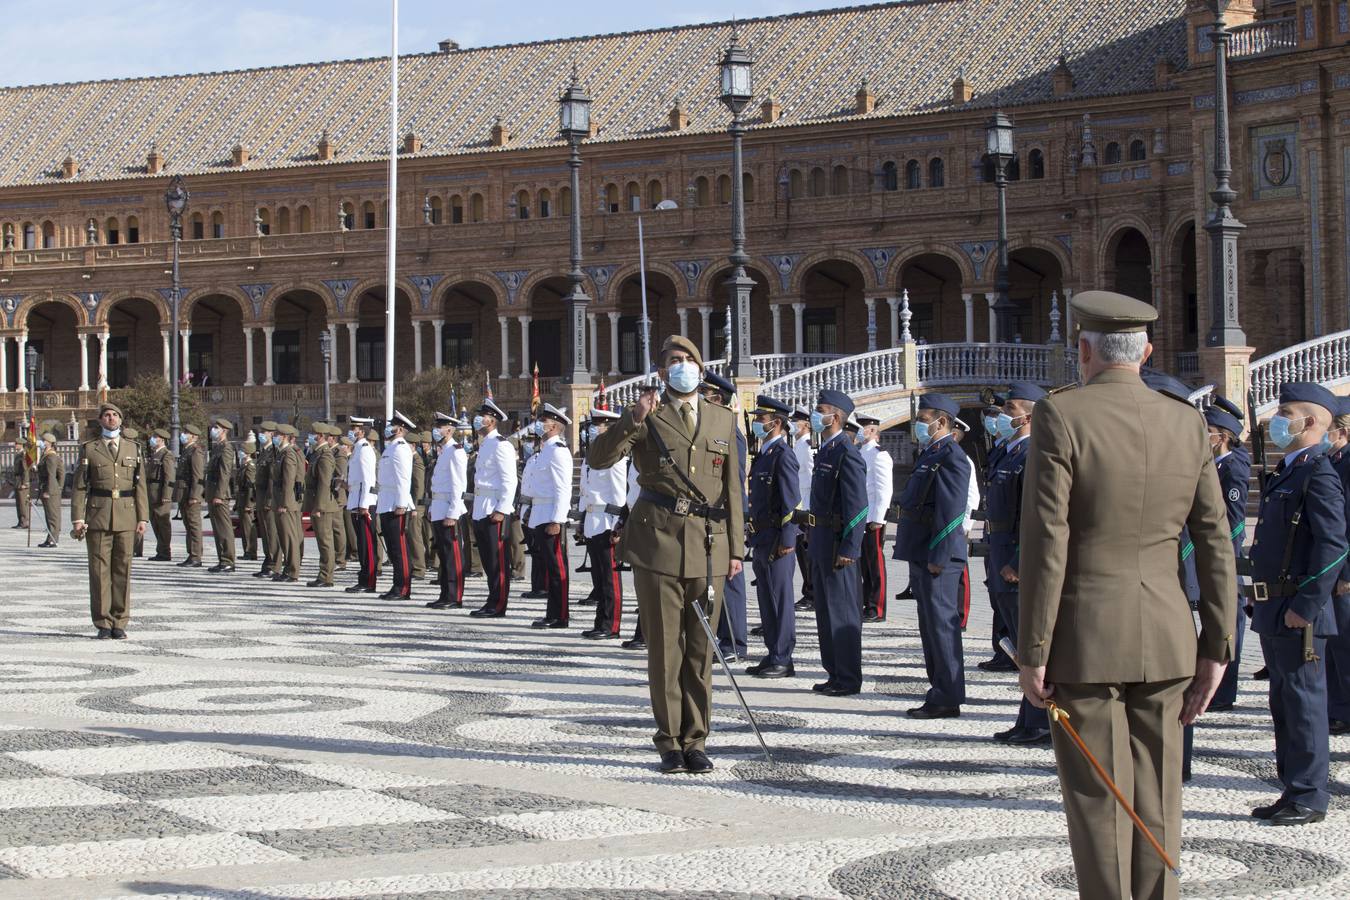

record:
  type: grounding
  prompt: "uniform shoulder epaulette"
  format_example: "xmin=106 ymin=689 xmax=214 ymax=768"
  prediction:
xmin=1047 ymin=382 xmax=1079 ymax=396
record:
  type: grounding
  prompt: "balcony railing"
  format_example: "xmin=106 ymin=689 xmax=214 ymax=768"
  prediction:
xmin=917 ymin=342 xmax=1058 ymax=387
xmin=1250 ymin=329 xmax=1350 ymax=413
xmin=1228 ymin=16 xmax=1298 ymax=60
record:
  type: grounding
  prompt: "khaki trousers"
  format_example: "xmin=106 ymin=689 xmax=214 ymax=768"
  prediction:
xmin=632 ymin=566 xmax=724 ymax=754
xmin=277 ymin=509 xmax=302 ymax=578
xmin=239 ymin=505 xmax=257 ymax=557
xmin=509 ymin=515 xmax=527 ymax=578
xmin=15 ymin=485 xmax=30 ymax=527
xmin=409 ymin=505 xmax=427 ymax=576
xmin=208 ymin=500 xmax=235 ymax=565
xmin=181 ymin=500 xmax=203 ymax=559
xmin=151 ymin=504 xmax=173 ymax=557
xmin=42 ymin=495 xmax=61 ymax=543
xmin=343 ymin=509 xmax=357 ymax=560
xmin=313 ymin=511 xmax=339 ymax=584
xmin=259 ymin=507 xmax=278 ymax=570
xmin=1051 ymin=678 xmax=1188 ymax=900
xmin=87 ymin=528 xmax=134 ymax=629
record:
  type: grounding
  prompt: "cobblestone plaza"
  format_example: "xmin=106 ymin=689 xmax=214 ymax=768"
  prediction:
xmin=1 ymin=510 xmax=1346 ymax=898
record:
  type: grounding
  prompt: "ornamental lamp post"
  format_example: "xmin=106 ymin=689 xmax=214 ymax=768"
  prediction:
xmin=319 ymin=329 xmax=332 ymax=423
xmin=559 ymin=64 xmax=592 ymax=384
xmin=1204 ymin=7 xmax=1246 ymax=348
xmin=164 ymin=174 xmax=189 ymax=457
xmin=719 ymin=25 xmax=758 ymax=378
xmin=985 ymin=106 xmax=1016 ymax=344
xmin=25 ymin=346 xmax=37 ymax=431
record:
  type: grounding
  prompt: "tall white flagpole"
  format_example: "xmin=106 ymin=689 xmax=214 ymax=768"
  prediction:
xmin=638 ymin=216 xmax=651 ymax=375
xmin=384 ymin=0 xmax=399 ymax=422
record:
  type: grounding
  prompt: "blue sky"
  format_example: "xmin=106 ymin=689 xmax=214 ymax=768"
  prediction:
xmin=0 ymin=0 xmax=850 ymax=86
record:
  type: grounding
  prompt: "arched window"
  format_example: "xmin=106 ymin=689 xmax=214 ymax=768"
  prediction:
xmin=742 ymin=171 xmax=754 ymax=203
xmin=809 ymin=166 xmax=826 ymax=196
xmin=515 ymin=189 xmax=530 ymax=219
xmin=211 ymin=211 xmax=225 ymax=239
xmin=559 ymin=186 xmax=572 ymax=216
xmin=469 ymin=193 xmax=484 ymax=223
xmin=1028 ymin=149 xmax=1045 ymax=180
xmin=359 ymin=201 xmax=374 ymax=229
xmin=881 ymin=161 xmax=898 ymax=191
xmin=1104 ymin=142 xmax=1122 ymax=165
xmin=625 ymin=181 xmax=641 ymax=212
xmin=904 ymin=160 xmax=921 ymax=190
xmin=716 ymin=174 xmax=731 ymax=204
xmin=831 ymin=164 xmax=848 ymax=195
xmin=41 ymin=221 xmax=55 ymax=248
xmin=277 ymin=207 xmax=291 ymax=234
xmin=21 ymin=221 xmax=35 ymax=249
xmin=1129 ymin=139 xmax=1147 ymax=161
xmin=255 ymin=208 xmax=271 ymax=235
xmin=190 ymin=212 xmax=205 ymax=240
xmin=450 ymin=195 xmax=464 ymax=224
xmin=695 ymin=176 xmax=710 ymax=206
xmin=105 ymin=217 xmax=120 ymax=245
xmin=537 ymin=189 xmax=551 ymax=218
xmin=297 ymin=205 xmax=312 ymax=232
xmin=647 ymin=179 xmax=663 ymax=208
xmin=126 ymin=215 xmax=140 ymax=243
xmin=604 ymin=183 xmax=619 ymax=213
xmin=928 ymin=157 xmax=945 ymax=188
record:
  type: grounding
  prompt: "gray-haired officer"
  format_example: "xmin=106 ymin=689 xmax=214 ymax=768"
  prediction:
xmin=746 ymin=395 xmax=800 ymax=678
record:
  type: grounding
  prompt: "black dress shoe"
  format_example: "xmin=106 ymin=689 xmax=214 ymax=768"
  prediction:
xmin=683 ymin=748 xmax=714 ymax=774
xmin=978 ymin=657 xmax=1018 ymax=672
xmin=531 ymin=617 xmax=557 ymax=629
xmin=344 ymin=584 xmax=371 ymax=593
xmin=307 ymin=579 xmax=333 ymax=588
xmin=907 ymin=703 xmax=960 ymax=719
xmin=548 ymin=619 xmax=569 ymax=629
xmin=862 ymin=612 xmax=884 ymax=624
xmin=253 ymin=569 xmax=273 ymax=578
xmin=1006 ymin=727 xmax=1052 ymax=745
xmin=281 ymin=576 xmax=299 ymax=583
xmin=150 ymin=554 xmax=172 ymax=561
xmin=718 ymin=652 xmax=739 ymax=664
xmin=1251 ymin=800 xmax=1288 ymax=820
xmin=794 ymin=598 xmax=814 ymax=611
xmin=522 ymin=590 xmax=548 ymax=599
xmin=426 ymin=600 xmax=453 ymax=609
xmin=378 ymin=590 xmax=408 ymax=600
xmin=37 ymin=540 xmax=54 ymax=548
xmin=109 ymin=628 xmax=127 ymax=640
xmin=753 ymin=663 xmax=795 ymax=679
xmin=1330 ymin=719 xmax=1349 ymax=735
xmin=812 ymin=681 xmax=835 ymax=693
xmin=745 ymin=660 xmax=769 ymax=675
xmin=659 ymin=750 xmax=687 ymax=774
xmin=582 ymin=629 xmax=618 ymax=639
xmin=95 ymin=628 xmax=112 ymax=640
xmin=621 ymin=639 xmax=646 ymax=650
xmin=469 ymin=607 xmax=505 ymax=618
xmin=1207 ymin=701 xmax=1235 ymax=713
xmin=992 ymin=726 xmax=1020 ymax=743
xmin=1269 ymin=803 xmax=1326 ymax=826
xmin=823 ymin=684 xmax=860 ymax=697
xmin=1254 ymin=666 xmax=1269 ymax=680
xmin=179 ymin=558 xmax=202 ymax=568
xmin=209 ymin=564 xmax=236 ymax=573
xmin=749 ymin=624 xmax=763 ymax=637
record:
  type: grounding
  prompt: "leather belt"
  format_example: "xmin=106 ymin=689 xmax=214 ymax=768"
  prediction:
xmin=432 ymin=491 xmax=457 ymax=501
xmin=1243 ymin=582 xmax=1297 ymax=602
xmin=987 ymin=520 xmax=1015 ymax=534
xmin=89 ymin=488 xmax=124 ymax=498
xmin=639 ymin=489 xmax=726 ymax=521
xmin=587 ymin=502 xmax=626 ymax=515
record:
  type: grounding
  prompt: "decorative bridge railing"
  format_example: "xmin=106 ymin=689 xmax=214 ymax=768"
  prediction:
xmin=917 ymin=343 xmax=1060 ymax=387
xmin=762 ymin=347 xmax=910 ymax=409
xmin=1250 ymin=329 xmax=1350 ymax=413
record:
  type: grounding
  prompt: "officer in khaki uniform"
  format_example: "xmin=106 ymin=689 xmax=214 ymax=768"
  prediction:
xmin=409 ymin=432 xmax=429 ymax=579
xmin=11 ymin=440 xmax=31 ymax=528
xmin=122 ymin=427 xmax=146 ymax=557
xmin=37 ymin=431 xmax=63 ymax=547
xmin=273 ymin=423 xmax=304 ymax=582
xmin=71 ymin=402 xmax=148 ymax=639
xmin=146 ymin=428 xmax=175 ymax=560
xmin=176 ymin=424 xmax=205 ymax=567
xmin=589 ymin=334 xmax=745 ymax=775
xmin=205 ymin=417 xmax=236 ymax=572
xmin=236 ymin=437 xmax=258 ymax=560
xmin=254 ymin=421 xmax=278 ymax=578
xmin=333 ymin=434 xmax=350 ymax=570
xmin=304 ymin=423 xmax=343 ymax=587
xmin=1017 ymin=292 xmax=1236 ymax=900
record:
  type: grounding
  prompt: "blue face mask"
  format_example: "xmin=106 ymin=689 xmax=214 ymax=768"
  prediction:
xmin=103 ymin=427 xmax=121 ymax=439
xmin=178 ymin=433 xmax=188 ymax=446
xmin=983 ymin=415 xmax=999 ymax=437
xmin=750 ymin=420 xmax=767 ymax=439
xmin=347 ymin=430 xmax=356 ymax=442
xmin=148 ymin=436 xmax=159 ymax=450
xmin=1318 ymin=432 xmax=1332 ymax=455
xmin=383 ymin=425 xmax=395 ymax=439
xmin=272 ymin=434 xmax=283 ymax=448
xmin=432 ymin=427 xmax=443 ymax=442
xmin=995 ymin=413 xmax=1020 ymax=442
xmin=473 ymin=415 xmax=485 ymax=432
xmin=810 ymin=411 xmax=828 ymax=434
xmin=306 ymin=435 xmax=316 ymax=449
xmin=666 ymin=361 xmax=701 ymax=395
xmin=208 ymin=426 xmax=219 ymax=441
xmin=913 ymin=421 xmax=933 ymax=447
xmin=1268 ymin=415 xmax=1298 ymax=450
xmin=586 ymin=425 xmax=599 ymax=442
xmin=532 ymin=421 xmax=546 ymax=437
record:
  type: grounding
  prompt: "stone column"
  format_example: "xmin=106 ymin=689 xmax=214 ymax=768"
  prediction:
xmin=986 ymin=293 xmax=998 ymax=344
xmin=887 ymin=297 xmax=900 ymax=347
xmin=497 ymin=316 xmax=510 ymax=379
xmin=587 ymin=312 xmax=599 ymax=374
xmin=326 ymin=323 xmax=338 ymax=384
xmin=677 ymin=307 xmax=689 ymax=338
xmin=347 ymin=322 xmax=359 ymax=384
xmin=432 ymin=318 xmax=445 ymax=369
xmin=699 ymin=306 xmax=712 ymax=361
xmin=792 ymin=302 xmax=805 ymax=355
xmin=180 ymin=328 xmax=192 ymax=382
xmin=97 ymin=331 xmax=109 ymax=389
xmin=14 ymin=332 xmax=26 ymax=392
xmin=864 ymin=297 xmax=878 ymax=352
xmin=262 ymin=325 xmax=275 ymax=386
xmin=411 ymin=320 xmax=424 ymax=374
xmin=161 ymin=330 xmax=171 ymax=382
xmin=518 ymin=315 xmax=531 ymax=379
xmin=1063 ymin=288 xmax=1074 ymax=346
xmin=242 ymin=327 xmax=255 ymax=386
xmin=0 ymin=336 xmax=8 ymax=392
xmin=962 ymin=293 xmax=975 ymax=343
xmin=771 ymin=304 xmax=783 ymax=355
xmin=608 ymin=311 xmax=621 ymax=377
xmin=78 ymin=333 xmax=90 ymax=390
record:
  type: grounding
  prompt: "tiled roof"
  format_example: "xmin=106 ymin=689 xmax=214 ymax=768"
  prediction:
xmin=0 ymin=0 xmax=1187 ymax=188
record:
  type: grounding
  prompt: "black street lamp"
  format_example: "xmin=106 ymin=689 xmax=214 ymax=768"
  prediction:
xmin=985 ymin=106 xmax=1016 ymax=343
xmin=1204 ymin=7 xmax=1246 ymax=347
xmin=25 ymin=347 xmax=37 ymax=434
xmin=319 ymin=330 xmax=332 ymax=422
xmin=559 ymin=63 xmax=592 ymax=384
xmin=719 ymin=25 xmax=757 ymax=378
xmin=164 ymin=174 xmax=189 ymax=457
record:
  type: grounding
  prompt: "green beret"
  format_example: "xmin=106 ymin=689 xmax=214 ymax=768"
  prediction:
xmin=98 ymin=402 xmax=123 ymax=418
xmin=212 ymin=417 xmax=233 ymax=431
xmin=660 ymin=333 xmax=703 ymax=369
xmin=259 ymin=420 xmax=279 ymax=432
xmin=183 ymin=423 xmax=202 ymax=437
xmin=277 ymin=424 xmax=298 ymax=437
xmin=1070 ymin=290 xmax=1158 ymax=335
xmin=339 ymin=436 xmax=353 ymax=447
xmin=153 ymin=428 xmax=171 ymax=440
xmin=40 ymin=432 xmax=57 ymax=443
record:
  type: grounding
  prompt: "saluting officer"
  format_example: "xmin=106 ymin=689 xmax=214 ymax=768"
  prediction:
xmin=427 ymin=413 xmax=469 ymax=609
xmin=345 ymin=418 xmax=380 ymax=593
xmin=70 ymin=402 xmax=148 ymax=639
xmin=376 ymin=411 xmax=417 ymax=600
xmin=790 ymin=407 xmax=815 ymax=612
xmin=856 ymin=413 xmax=892 ymax=623
xmin=746 ymin=395 xmax=800 ymax=678
xmin=807 ymin=389 xmax=868 ymax=697
xmin=37 ymin=431 xmax=63 ymax=547
xmin=1247 ymin=382 xmax=1346 ymax=826
xmin=985 ymin=382 xmax=1050 ymax=745
xmin=236 ymin=436 xmax=258 ymax=561
xmin=1204 ymin=396 xmax=1252 ymax=713
xmin=272 ymin=424 xmax=305 ymax=583
xmin=469 ymin=399 xmax=518 ymax=618
xmin=146 ymin=428 xmax=175 ymax=560
xmin=580 ymin=408 xmax=628 ymax=638
xmin=253 ymin=421 xmax=278 ymax=577
xmin=894 ymin=393 xmax=972 ymax=719
xmin=205 ymin=417 xmax=236 ymax=573
xmin=177 ymin=424 xmax=205 ymax=567
xmin=306 ymin=424 xmax=343 ymax=588
xmin=523 ymin=403 xmax=574 ymax=629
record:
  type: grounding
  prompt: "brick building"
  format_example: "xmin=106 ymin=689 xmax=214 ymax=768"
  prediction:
xmin=0 ymin=0 xmax=1345 ymax=428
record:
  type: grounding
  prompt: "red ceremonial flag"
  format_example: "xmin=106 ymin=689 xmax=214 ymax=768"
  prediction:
xmin=24 ymin=415 xmax=38 ymax=467
xmin=530 ymin=362 xmax=540 ymax=414
xmin=597 ymin=377 xmax=608 ymax=411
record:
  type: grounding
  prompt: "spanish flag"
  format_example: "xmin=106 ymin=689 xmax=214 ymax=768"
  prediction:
xmin=23 ymin=415 xmax=38 ymax=467
xmin=597 ymin=377 xmax=608 ymax=411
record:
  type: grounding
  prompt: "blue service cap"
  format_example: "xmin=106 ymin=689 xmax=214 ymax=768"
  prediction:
xmin=1204 ymin=407 xmax=1243 ymax=436
xmin=1142 ymin=373 xmax=1193 ymax=404
xmin=1209 ymin=394 xmax=1242 ymax=421
xmin=1005 ymin=381 xmax=1047 ymax=403
xmin=753 ymin=395 xmax=790 ymax=416
xmin=703 ymin=371 xmax=735 ymax=395
xmin=1278 ymin=382 xmax=1339 ymax=415
xmin=817 ymin=389 xmax=855 ymax=415
xmin=919 ymin=392 xmax=960 ymax=418
xmin=1338 ymin=398 xmax=1350 ymax=418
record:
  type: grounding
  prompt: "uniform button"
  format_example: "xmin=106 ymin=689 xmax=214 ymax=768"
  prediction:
xmin=1225 ymin=634 xmax=1233 ymax=641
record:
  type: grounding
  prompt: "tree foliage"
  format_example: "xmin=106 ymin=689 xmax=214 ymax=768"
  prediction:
xmin=108 ymin=375 xmax=207 ymax=437
xmin=396 ymin=362 xmax=490 ymax=432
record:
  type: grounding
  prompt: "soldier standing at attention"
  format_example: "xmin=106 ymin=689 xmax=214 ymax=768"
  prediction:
xmin=306 ymin=424 xmax=342 ymax=588
xmin=1246 ymin=382 xmax=1346 ymax=826
xmin=977 ymin=394 xmax=1017 ymax=672
xmin=588 ymin=335 xmax=745 ymax=774
xmin=468 ymin=399 xmax=518 ymax=618
xmin=1018 ymin=291 xmax=1235 ymax=896
xmin=1327 ymin=399 xmax=1350 ymax=736
xmin=702 ymin=372 xmax=750 ymax=663
xmin=253 ymin=422 xmax=278 ymax=578
xmin=408 ymin=432 xmax=429 ymax=580
xmin=894 ymin=393 xmax=972 ymax=719
xmin=523 ymin=404 xmax=574 ymax=629
xmin=37 ymin=431 xmax=63 ymax=547
xmin=70 ymin=403 xmax=148 ymax=639
xmin=1203 ymin=397 xmax=1252 ymax=713
xmin=790 ymin=408 xmax=815 ymax=612
xmin=272 ymin=424 xmax=305 ymax=583
xmin=177 ymin=424 xmax=205 ymax=568
xmin=856 ymin=413 xmax=892 ymax=623
xmin=122 ymin=428 xmax=144 ymax=558
xmin=427 ymin=414 xmax=469 ymax=609
xmin=579 ymin=408 xmax=628 ymax=638
xmin=146 ymin=428 xmax=175 ymax=560
xmin=807 ymin=390 xmax=868 ymax=697
xmin=344 ymin=418 xmax=380 ymax=594
xmin=205 ymin=418 xmax=236 ymax=573
xmin=377 ymin=412 xmax=417 ymax=600
xmin=236 ymin=437 xmax=258 ymax=561
xmin=11 ymin=438 xmax=32 ymax=529
xmin=746 ymin=396 xmax=800 ymax=678
xmin=332 ymin=432 xmax=350 ymax=571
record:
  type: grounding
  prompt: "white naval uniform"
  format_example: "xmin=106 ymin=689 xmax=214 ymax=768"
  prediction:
xmin=375 ymin=436 xmax=414 ymax=514
xmin=580 ymin=454 xmax=628 ymax=539
xmin=522 ymin=435 xmax=572 ymax=529
xmin=429 ymin=441 xmax=468 ymax=522
xmin=471 ymin=431 xmax=518 ymax=521
xmin=860 ymin=439 xmax=894 ymax=526
xmin=346 ymin=438 xmax=378 ymax=510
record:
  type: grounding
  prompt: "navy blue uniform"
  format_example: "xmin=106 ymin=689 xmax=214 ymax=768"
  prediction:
xmin=1210 ymin=447 xmax=1252 ymax=709
xmin=894 ymin=435 xmax=972 ymax=707
xmin=808 ymin=430 xmax=869 ymax=692
xmin=983 ymin=439 xmax=1013 ymax=660
xmin=748 ymin=435 xmax=800 ymax=667
xmin=1327 ymin=447 xmax=1350 ymax=725
xmin=1249 ymin=447 xmax=1347 ymax=813
xmin=986 ymin=437 xmax=1048 ymax=732
xmin=717 ymin=427 xmax=750 ymax=659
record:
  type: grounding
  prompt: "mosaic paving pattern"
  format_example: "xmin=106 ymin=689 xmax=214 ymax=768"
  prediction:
xmin=1 ymin=510 xmax=1348 ymax=898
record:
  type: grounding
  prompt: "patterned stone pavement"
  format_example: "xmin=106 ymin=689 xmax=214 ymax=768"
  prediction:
xmin=0 ymin=509 xmax=1347 ymax=899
